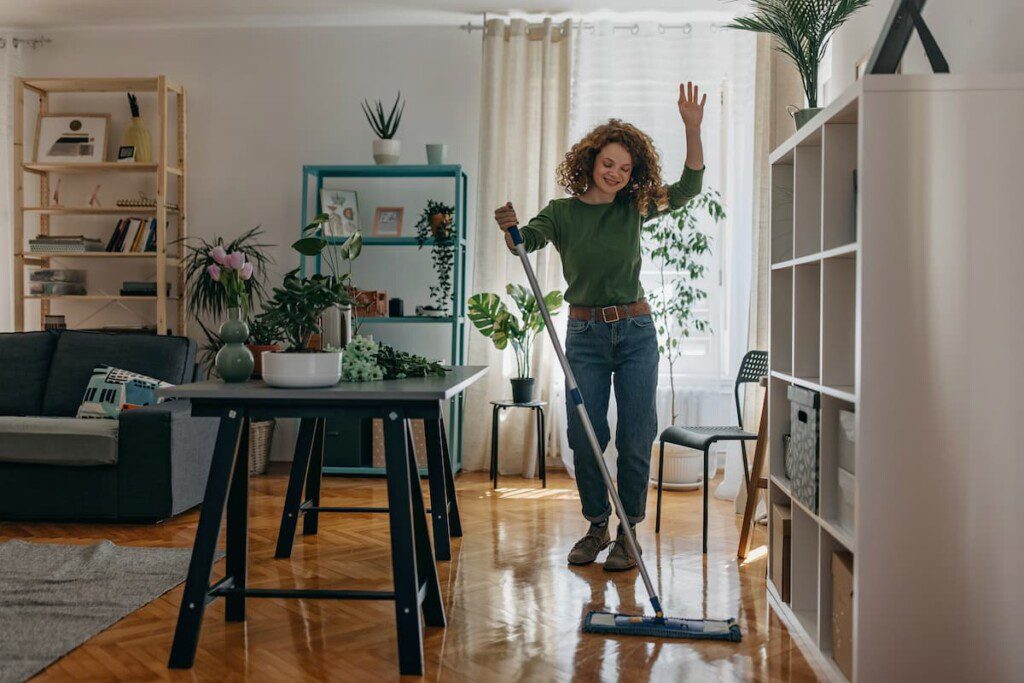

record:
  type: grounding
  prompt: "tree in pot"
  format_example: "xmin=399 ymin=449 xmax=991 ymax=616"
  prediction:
xmin=293 ymin=212 xmax=363 ymax=346
xmin=469 ymin=284 xmax=564 ymax=404
xmin=361 ymin=92 xmax=404 ymax=165
xmin=726 ymin=0 xmax=870 ymax=129
xmin=258 ymin=270 xmax=349 ymax=388
xmin=641 ymin=190 xmax=723 ymax=488
xmin=415 ymin=200 xmax=455 ymax=315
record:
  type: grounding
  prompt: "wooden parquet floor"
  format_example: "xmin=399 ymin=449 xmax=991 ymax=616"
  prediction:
xmin=0 ymin=469 xmax=818 ymax=682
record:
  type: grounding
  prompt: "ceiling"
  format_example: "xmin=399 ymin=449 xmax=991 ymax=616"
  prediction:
xmin=0 ymin=0 xmax=744 ymax=29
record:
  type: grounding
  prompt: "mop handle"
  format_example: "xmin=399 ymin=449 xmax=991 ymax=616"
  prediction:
xmin=507 ymin=225 xmax=663 ymax=618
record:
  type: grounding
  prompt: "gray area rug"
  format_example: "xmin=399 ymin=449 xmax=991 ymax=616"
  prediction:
xmin=0 ymin=540 xmax=207 ymax=682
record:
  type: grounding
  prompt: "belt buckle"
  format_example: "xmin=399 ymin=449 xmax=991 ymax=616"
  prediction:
xmin=600 ymin=305 xmax=620 ymax=323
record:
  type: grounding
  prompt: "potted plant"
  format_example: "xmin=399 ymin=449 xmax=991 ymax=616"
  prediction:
xmin=293 ymin=212 xmax=362 ymax=347
xmin=259 ymin=269 xmax=348 ymax=388
xmin=361 ymin=92 xmax=404 ymax=165
xmin=726 ymin=0 xmax=870 ymax=129
xmin=415 ymin=200 xmax=456 ymax=315
xmin=246 ymin=311 xmax=282 ymax=379
xmin=206 ymin=248 xmax=257 ymax=382
xmin=642 ymin=191 xmax=723 ymax=488
xmin=468 ymin=284 xmax=563 ymax=403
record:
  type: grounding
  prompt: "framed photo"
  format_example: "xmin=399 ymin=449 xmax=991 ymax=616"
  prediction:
xmin=117 ymin=145 xmax=136 ymax=163
xmin=320 ymin=188 xmax=360 ymax=237
xmin=35 ymin=113 xmax=110 ymax=163
xmin=372 ymin=207 xmax=404 ymax=237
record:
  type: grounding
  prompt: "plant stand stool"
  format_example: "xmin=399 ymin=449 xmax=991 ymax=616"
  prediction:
xmin=489 ymin=400 xmax=546 ymax=489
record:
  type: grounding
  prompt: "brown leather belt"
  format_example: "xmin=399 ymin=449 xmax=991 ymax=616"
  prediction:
xmin=568 ymin=300 xmax=651 ymax=323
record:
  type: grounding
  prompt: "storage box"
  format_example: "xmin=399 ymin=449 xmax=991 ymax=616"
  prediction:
xmin=771 ymin=503 xmax=792 ymax=602
xmin=30 ymin=269 xmax=85 ymax=283
xmin=350 ymin=288 xmax=388 ymax=318
xmin=837 ymin=467 xmax=855 ymax=533
xmin=371 ymin=418 xmax=428 ymax=469
xmin=787 ymin=385 xmax=821 ymax=513
xmin=838 ymin=409 xmax=856 ymax=474
xmin=831 ymin=550 xmax=854 ymax=680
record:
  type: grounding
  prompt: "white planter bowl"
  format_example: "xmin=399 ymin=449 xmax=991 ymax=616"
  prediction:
xmin=261 ymin=351 xmax=342 ymax=388
xmin=372 ymin=139 xmax=401 ymax=165
xmin=650 ymin=444 xmax=704 ymax=491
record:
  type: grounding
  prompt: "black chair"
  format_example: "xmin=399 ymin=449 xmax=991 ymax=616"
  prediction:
xmin=655 ymin=350 xmax=768 ymax=554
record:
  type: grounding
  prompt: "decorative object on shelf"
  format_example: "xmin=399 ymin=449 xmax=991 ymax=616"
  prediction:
xmin=468 ymin=284 xmax=564 ymax=404
xmin=246 ymin=312 xmax=282 ymax=379
xmin=76 ymin=364 xmax=171 ymax=420
xmin=787 ymin=384 xmax=821 ymax=513
xmin=259 ymin=269 xmax=347 ymax=388
xmin=117 ymin=145 xmax=136 ymax=162
xmin=342 ymin=335 xmax=447 ymax=382
xmin=29 ymin=235 xmax=104 ymax=253
xmin=372 ymin=206 xmax=404 ymax=237
xmin=87 ymin=184 xmax=102 ymax=207
xmin=43 ymin=314 xmax=67 ymax=331
xmin=415 ymin=305 xmax=446 ymax=318
xmin=388 ymin=297 xmax=404 ymax=317
xmin=362 ymin=91 xmax=404 ymax=164
xmin=115 ymin=191 xmax=179 ymax=211
xmin=35 ymin=113 xmax=110 ymax=162
xmin=248 ymin=419 xmax=276 ymax=475
xmin=415 ymin=199 xmax=456 ymax=313
xmin=726 ymin=0 xmax=870 ymax=129
xmin=52 ymin=178 xmax=62 ymax=205
xmin=293 ymin=212 xmax=361 ymax=348
xmin=209 ymin=249 xmax=257 ymax=383
xmin=426 ymin=143 xmax=448 ymax=165
xmin=319 ymin=188 xmax=359 ymax=236
xmin=30 ymin=282 xmax=87 ymax=296
xmin=121 ymin=92 xmax=152 ymax=163
xmin=350 ymin=289 xmax=387 ymax=318
xmin=30 ymin=269 xmax=85 ymax=283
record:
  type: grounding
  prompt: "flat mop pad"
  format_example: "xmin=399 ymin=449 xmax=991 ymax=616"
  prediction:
xmin=583 ymin=611 xmax=742 ymax=642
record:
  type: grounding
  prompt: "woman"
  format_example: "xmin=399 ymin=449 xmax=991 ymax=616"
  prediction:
xmin=494 ymin=82 xmax=706 ymax=571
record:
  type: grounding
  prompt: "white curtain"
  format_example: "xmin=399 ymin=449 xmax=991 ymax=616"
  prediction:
xmin=555 ymin=21 xmax=758 ymax=488
xmin=463 ymin=18 xmax=573 ymax=475
xmin=0 ymin=39 xmax=25 ymax=332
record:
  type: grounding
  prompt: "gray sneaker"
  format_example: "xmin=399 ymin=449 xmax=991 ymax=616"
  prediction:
xmin=603 ymin=528 xmax=641 ymax=572
xmin=567 ymin=524 xmax=611 ymax=565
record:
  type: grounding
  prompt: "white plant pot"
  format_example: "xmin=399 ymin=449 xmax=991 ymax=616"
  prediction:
xmin=650 ymin=444 xmax=704 ymax=491
xmin=372 ymin=139 xmax=401 ymax=165
xmin=261 ymin=351 xmax=342 ymax=388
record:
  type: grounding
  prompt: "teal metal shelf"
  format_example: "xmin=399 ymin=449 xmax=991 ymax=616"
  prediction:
xmin=301 ymin=163 xmax=469 ymax=478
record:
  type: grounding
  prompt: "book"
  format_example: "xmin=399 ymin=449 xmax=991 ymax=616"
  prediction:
xmin=105 ymin=218 xmax=126 ymax=252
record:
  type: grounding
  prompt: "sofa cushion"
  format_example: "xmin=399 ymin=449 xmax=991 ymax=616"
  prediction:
xmin=0 ymin=331 xmax=58 ymax=416
xmin=76 ymin=365 xmax=172 ymax=419
xmin=42 ymin=331 xmax=195 ymax=417
xmin=0 ymin=416 xmax=119 ymax=466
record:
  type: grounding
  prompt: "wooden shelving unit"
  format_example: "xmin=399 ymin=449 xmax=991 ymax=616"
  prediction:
xmin=13 ymin=76 xmax=186 ymax=334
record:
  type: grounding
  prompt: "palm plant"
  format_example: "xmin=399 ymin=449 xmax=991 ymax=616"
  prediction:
xmin=726 ymin=0 xmax=871 ymax=109
xmin=468 ymin=284 xmax=563 ymax=380
xmin=361 ymin=92 xmax=405 ymax=139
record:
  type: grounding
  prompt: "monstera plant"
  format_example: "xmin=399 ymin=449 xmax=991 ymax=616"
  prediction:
xmin=469 ymin=283 xmax=563 ymax=403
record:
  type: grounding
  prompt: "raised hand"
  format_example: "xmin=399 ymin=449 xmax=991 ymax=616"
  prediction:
xmin=494 ymin=202 xmax=518 ymax=232
xmin=678 ymin=81 xmax=707 ymax=130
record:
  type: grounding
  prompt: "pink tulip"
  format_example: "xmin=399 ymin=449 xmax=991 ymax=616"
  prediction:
xmin=210 ymin=245 xmax=228 ymax=265
xmin=226 ymin=251 xmax=246 ymax=271
xmin=240 ymin=261 xmax=254 ymax=280
xmin=206 ymin=264 xmax=221 ymax=281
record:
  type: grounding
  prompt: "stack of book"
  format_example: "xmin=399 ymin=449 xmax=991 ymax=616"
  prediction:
xmin=29 ymin=235 xmax=104 ymax=253
xmin=119 ymin=281 xmax=171 ymax=297
xmin=105 ymin=218 xmax=158 ymax=253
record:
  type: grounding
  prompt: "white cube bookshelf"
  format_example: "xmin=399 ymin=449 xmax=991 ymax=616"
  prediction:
xmin=767 ymin=73 xmax=1024 ymax=681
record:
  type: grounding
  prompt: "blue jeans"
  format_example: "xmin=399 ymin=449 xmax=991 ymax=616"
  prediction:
xmin=565 ymin=313 xmax=659 ymax=525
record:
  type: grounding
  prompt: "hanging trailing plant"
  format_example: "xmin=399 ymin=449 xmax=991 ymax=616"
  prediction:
xmin=415 ymin=200 xmax=456 ymax=313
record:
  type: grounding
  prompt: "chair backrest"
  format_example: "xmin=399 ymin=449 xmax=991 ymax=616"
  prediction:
xmin=733 ymin=350 xmax=768 ymax=428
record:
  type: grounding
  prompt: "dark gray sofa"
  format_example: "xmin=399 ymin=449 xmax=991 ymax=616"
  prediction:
xmin=0 ymin=330 xmax=217 ymax=522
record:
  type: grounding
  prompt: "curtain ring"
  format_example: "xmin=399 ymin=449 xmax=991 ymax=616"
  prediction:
xmin=630 ymin=24 xmax=639 ymax=35
xmin=0 ymin=38 xmax=6 ymax=49
xmin=709 ymin=23 xmax=720 ymax=33
xmin=658 ymin=25 xmax=666 ymax=35
xmin=683 ymin=23 xmax=693 ymax=35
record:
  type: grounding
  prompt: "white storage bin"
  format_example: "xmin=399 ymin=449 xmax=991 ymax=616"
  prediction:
xmin=837 ymin=467 xmax=855 ymax=533
xmin=838 ymin=409 xmax=856 ymax=474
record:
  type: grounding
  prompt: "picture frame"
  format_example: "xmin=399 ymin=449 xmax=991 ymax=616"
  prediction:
xmin=372 ymin=207 xmax=404 ymax=237
xmin=35 ymin=113 xmax=110 ymax=163
xmin=319 ymin=188 xmax=360 ymax=237
xmin=117 ymin=145 xmax=136 ymax=163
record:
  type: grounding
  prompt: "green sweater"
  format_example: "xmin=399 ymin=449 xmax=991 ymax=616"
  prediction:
xmin=520 ymin=166 xmax=704 ymax=306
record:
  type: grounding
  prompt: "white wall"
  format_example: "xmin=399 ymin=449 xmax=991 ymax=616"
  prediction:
xmin=827 ymin=0 xmax=1024 ymax=100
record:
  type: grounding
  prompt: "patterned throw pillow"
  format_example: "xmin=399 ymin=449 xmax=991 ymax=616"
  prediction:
xmin=76 ymin=365 xmax=172 ymax=420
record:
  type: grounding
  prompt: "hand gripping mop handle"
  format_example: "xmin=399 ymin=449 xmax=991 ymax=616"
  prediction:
xmin=507 ymin=225 xmax=664 ymax=618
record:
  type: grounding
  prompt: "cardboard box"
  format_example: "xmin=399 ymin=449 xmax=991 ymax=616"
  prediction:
xmin=771 ymin=504 xmax=792 ymax=602
xmin=831 ymin=550 xmax=854 ymax=680
xmin=371 ymin=418 xmax=428 ymax=469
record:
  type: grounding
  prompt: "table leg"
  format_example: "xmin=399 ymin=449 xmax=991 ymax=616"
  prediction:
xmin=405 ymin=425 xmax=445 ymax=629
xmin=303 ymin=418 xmax=326 ymax=536
xmin=536 ymin=406 xmax=547 ymax=488
xmin=423 ymin=417 xmax=451 ymax=561
xmin=168 ymin=406 xmax=244 ymax=669
xmin=225 ymin=417 xmax=250 ymax=622
xmin=274 ymin=418 xmax=317 ymax=559
xmin=438 ymin=415 xmax=462 ymax=537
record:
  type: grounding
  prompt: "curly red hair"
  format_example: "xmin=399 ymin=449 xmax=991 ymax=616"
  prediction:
xmin=556 ymin=119 xmax=668 ymax=216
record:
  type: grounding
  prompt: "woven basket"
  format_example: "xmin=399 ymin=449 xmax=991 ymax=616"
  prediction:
xmin=249 ymin=419 xmax=275 ymax=475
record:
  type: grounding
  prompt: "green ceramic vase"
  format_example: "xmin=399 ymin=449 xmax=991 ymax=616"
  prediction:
xmin=216 ymin=308 xmax=254 ymax=383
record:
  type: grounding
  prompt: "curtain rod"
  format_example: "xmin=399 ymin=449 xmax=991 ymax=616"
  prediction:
xmin=460 ymin=21 xmax=723 ymax=35
xmin=0 ymin=36 xmax=52 ymax=49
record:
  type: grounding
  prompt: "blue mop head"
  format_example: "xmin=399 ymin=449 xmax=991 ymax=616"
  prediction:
xmin=582 ymin=611 xmax=742 ymax=642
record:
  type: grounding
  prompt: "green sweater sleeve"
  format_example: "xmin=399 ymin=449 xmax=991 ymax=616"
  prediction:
xmin=647 ymin=165 xmax=705 ymax=218
xmin=519 ymin=201 xmax=560 ymax=253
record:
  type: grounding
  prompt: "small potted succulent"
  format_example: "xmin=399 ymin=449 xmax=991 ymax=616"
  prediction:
xmin=258 ymin=269 xmax=348 ymax=388
xmin=361 ymin=92 xmax=404 ymax=165
xmin=469 ymin=284 xmax=563 ymax=403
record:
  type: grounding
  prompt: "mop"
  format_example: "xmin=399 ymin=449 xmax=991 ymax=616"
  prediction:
xmin=506 ymin=224 xmax=741 ymax=642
